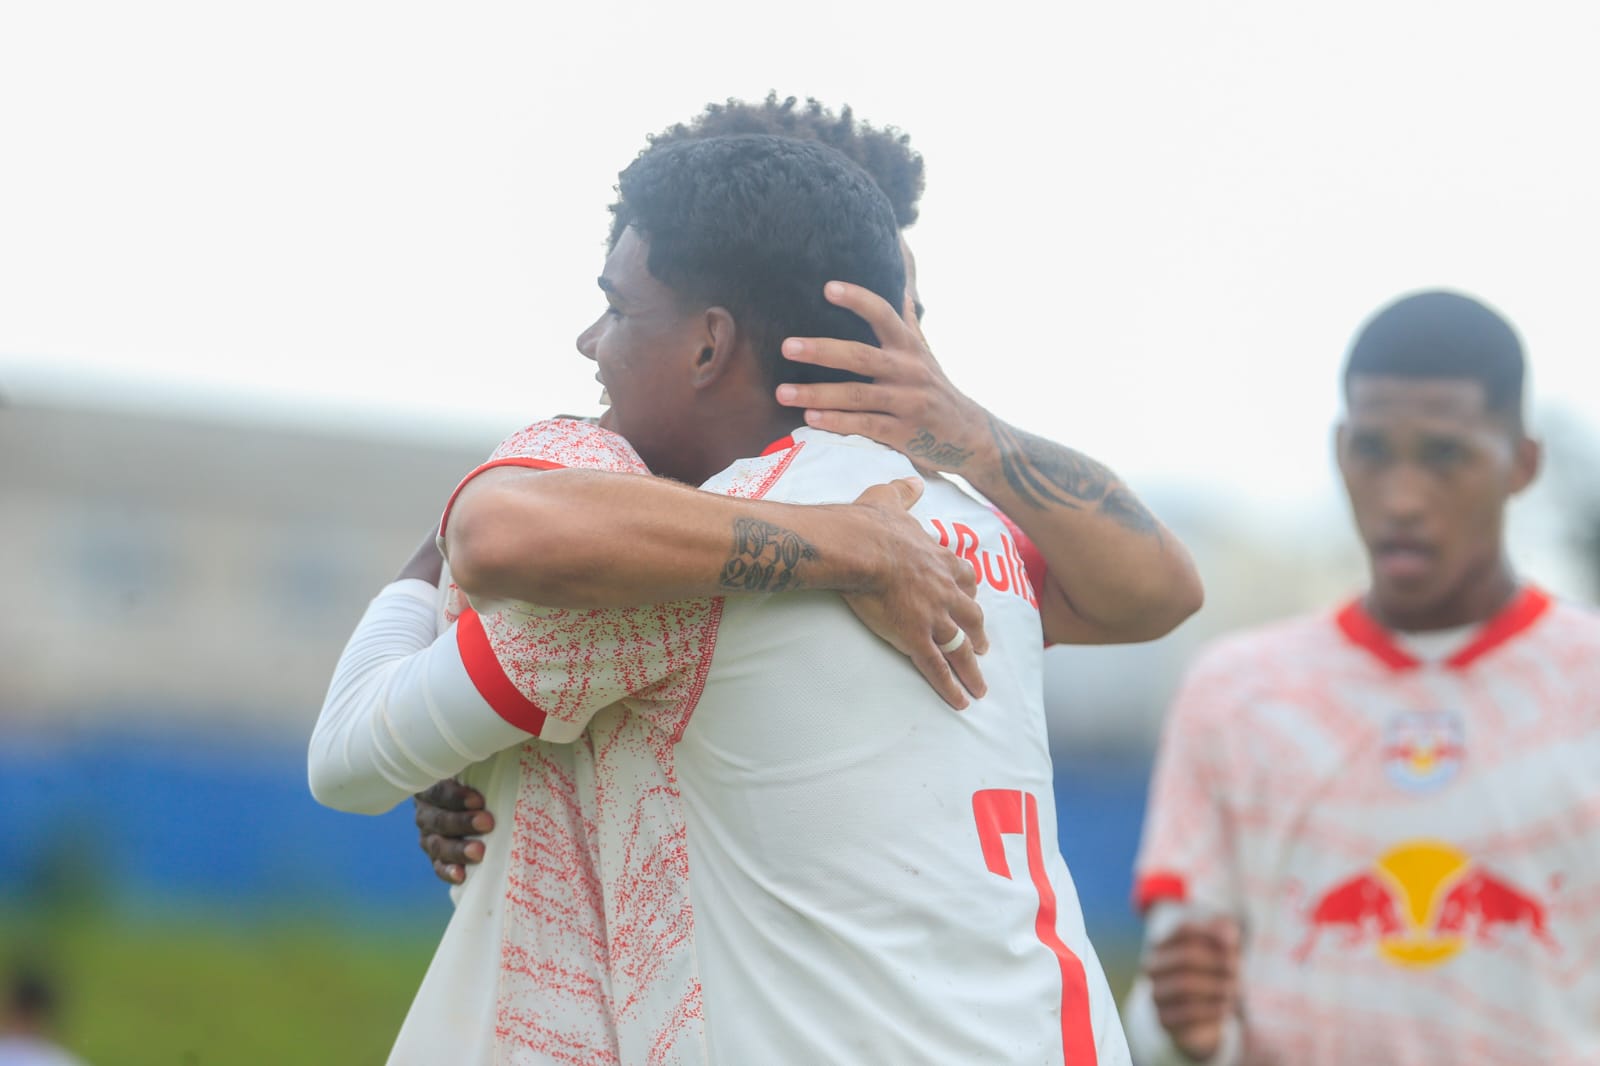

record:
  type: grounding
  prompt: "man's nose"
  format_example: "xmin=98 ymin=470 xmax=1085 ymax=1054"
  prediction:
xmin=576 ymin=320 xmax=599 ymax=360
xmin=1377 ymin=465 xmax=1430 ymax=525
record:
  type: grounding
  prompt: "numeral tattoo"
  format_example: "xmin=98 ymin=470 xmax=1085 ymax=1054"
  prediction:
xmin=906 ymin=428 xmax=975 ymax=468
xmin=987 ymin=416 xmax=1159 ymax=535
xmin=719 ymin=518 xmax=819 ymax=592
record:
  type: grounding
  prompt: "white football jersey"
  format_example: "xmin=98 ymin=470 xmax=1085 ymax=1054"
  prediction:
xmin=1131 ymin=590 xmax=1600 ymax=1066
xmin=313 ymin=418 xmax=1131 ymax=1064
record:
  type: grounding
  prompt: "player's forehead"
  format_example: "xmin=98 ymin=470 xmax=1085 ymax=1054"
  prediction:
xmin=1345 ymin=376 xmax=1495 ymax=434
xmin=598 ymin=226 xmax=661 ymax=299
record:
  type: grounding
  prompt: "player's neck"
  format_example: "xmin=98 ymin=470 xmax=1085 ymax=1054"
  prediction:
xmin=1366 ymin=558 xmax=1519 ymax=634
xmin=684 ymin=402 xmax=803 ymax=485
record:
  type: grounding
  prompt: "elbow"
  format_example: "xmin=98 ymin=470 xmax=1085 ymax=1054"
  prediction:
xmin=1128 ymin=557 xmax=1205 ymax=642
xmin=1155 ymin=563 xmax=1206 ymax=637
xmin=307 ymin=743 xmax=398 ymax=816
xmin=1060 ymin=556 xmax=1205 ymax=645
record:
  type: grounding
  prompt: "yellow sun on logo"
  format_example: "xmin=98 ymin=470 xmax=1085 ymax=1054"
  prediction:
xmin=1374 ymin=841 xmax=1470 ymax=967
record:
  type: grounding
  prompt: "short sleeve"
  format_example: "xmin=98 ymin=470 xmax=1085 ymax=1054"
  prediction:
xmin=438 ymin=417 xmax=648 ymax=539
xmin=437 ymin=418 xmax=714 ymax=744
xmin=1132 ymin=650 xmax=1241 ymax=915
xmin=454 ymin=597 xmax=718 ymax=744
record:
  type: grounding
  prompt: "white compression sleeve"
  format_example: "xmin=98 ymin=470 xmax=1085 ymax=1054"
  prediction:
xmin=307 ymin=579 xmax=530 ymax=815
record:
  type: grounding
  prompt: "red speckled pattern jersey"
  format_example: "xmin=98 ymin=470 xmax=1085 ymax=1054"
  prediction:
xmin=1133 ymin=590 xmax=1600 ymax=1065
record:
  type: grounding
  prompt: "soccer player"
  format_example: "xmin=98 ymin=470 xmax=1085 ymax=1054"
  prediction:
xmin=313 ymin=134 xmax=1195 ymax=1063
xmin=1124 ymin=291 xmax=1600 ymax=1065
xmin=414 ymin=93 xmax=1198 ymax=885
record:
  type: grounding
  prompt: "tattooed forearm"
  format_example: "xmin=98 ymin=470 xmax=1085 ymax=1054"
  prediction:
xmin=1100 ymin=486 xmax=1160 ymax=535
xmin=718 ymin=518 xmax=819 ymax=593
xmin=905 ymin=428 xmax=974 ymax=468
xmin=987 ymin=415 xmax=1159 ymax=535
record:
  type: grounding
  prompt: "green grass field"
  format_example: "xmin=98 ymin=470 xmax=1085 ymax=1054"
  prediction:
xmin=2 ymin=908 xmax=442 ymax=1066
xmin=4 ymin=906 xmax=1139 ymax=1064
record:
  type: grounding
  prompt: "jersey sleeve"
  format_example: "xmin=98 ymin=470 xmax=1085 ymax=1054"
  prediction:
xmin=437 ymin=417 xmax=705 ymax=745
xmin=308 ymin=579 xmax=534 ymax=815
xmin=437 ymin=417 xmax=649 ymax=540
xmin=1132 ymin=648 xmax=1242 ymax=915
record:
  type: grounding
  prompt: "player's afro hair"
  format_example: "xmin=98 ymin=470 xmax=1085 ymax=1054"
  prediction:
xmin=1344 ymin=291 xmax=1526 ymax=425
xmin=611 ymin=134 xmax=906 ymax=390
xmin=640 ymin=92 xmax=925 ymax=228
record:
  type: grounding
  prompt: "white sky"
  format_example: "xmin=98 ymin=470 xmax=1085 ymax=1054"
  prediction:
xmin=3 ymin=0 xmax=1598 ymax=512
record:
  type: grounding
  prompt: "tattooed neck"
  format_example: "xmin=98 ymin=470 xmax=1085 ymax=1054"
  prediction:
xmin=987 ymin=415 xmax=1159 ymax=535
xmin=719 ymin=518 xmax=819 ymax=592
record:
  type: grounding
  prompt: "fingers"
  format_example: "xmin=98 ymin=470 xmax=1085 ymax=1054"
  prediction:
xmin=1145 ymin=920 xmax=1240 ymax=1044
xmin=948 ymin=577 xmax=990 ymax=656
xmin=901 ymin=291 xmax=930 ymax=349
xmin=888 ymin=476 xmax=925 ymax=511
xmin=415 ymin=798 xmax=494 ymax=840
xmin=1164 ymin=1019 xmax=1226 ymax=1062
xmin=944 ymin=632 xmax=987 ymax=701
xmin=821 ymin=279 xmax=910 ymax=346
xmin=780 ymin=337 xmax=893 ymax=383
xmin=414 ymin=782 xmax=493 ymax=889
xmin=910 ymin=641 xmax=969 ymax=711
xmin=791 ymin=408 xmax=900 ymax=444
xmin=415 ymin=778 xmax=485 ymax=812
xmin=421 ymin=831 xmax=487 ymax=867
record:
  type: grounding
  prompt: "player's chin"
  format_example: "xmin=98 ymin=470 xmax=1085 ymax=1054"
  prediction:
xmin=1370 ymin=571 xmax=1451 ymax=620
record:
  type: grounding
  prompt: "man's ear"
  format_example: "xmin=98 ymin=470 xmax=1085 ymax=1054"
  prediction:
xmin=1509 ymin=435 xmax=1541 ymax=495
xmin=691 ymin=306 xmax=742 ymax=390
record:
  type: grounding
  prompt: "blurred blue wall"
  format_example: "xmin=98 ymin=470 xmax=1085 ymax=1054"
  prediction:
xmin=0 ymin=729 xmax=1149 ymax=942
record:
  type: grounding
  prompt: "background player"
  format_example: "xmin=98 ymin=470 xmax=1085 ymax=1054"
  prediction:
xmin=1124 ymin=291 xmax=1600 ymax=1064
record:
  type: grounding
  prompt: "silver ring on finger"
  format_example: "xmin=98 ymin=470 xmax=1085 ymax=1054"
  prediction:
xmin=938 ymin=629 xmax=967 ymax=655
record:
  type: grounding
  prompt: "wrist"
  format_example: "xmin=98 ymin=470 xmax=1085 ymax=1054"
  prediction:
xmin=808 ymin=504 xmax=891 ymax=594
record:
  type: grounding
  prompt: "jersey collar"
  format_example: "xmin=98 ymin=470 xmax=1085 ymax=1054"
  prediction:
xmin=1335 ymin=585 xmax=1552 ymax=672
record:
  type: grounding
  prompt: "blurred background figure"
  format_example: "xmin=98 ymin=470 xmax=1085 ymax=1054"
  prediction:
xmin=0 ymin=963 xmax=86 ymax=1066
xmin=1125 ymin=292 xmax=1600 ymax=1065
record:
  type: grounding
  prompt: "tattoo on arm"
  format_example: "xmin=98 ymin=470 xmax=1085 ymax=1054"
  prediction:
xmin=988 ymin=416 xmax=1159 ymax=535
xmin=718 ymin=518 xmax=819 ymax=592
xmin=905 ymin=428 xmax=974 ymax=468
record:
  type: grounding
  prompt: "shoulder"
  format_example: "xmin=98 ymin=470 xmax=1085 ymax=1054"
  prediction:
xmin=1169 ymin=610 xmax=1342 ymax=725
xmin=703 ymin=428 xmax=919 ymax=503
xmin=486 ymin=417 xmax=646 ymax=474
xmin=1184 ymin=610 xmax=1340 ymax=681
xmin=1540 ymin=594 xmax=1600 ymax=639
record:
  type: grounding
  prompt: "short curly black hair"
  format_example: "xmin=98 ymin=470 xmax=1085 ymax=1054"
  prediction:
xmin=637 ymin=92 xmax=924 ymax=228
xmin=612 ymin=134 xmax=905 ymax=390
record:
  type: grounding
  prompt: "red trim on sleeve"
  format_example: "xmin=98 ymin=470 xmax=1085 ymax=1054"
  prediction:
xmin=437 ymin=457 xmax=566 ymax=539
xmin=989 ymin=507 xmax=1051 ymax=645
xmin=455 ymin=607 xmax=549 ymax=735
xmin=1133 ymin=872 xmax=1188 ymax=914
xmin=1445 ymin=586 xmax=1551 ymax=669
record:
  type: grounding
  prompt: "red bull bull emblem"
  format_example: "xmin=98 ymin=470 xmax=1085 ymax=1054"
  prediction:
xmin=1295 ymin=841 xmax=1558 ymax=967
xmin=1382 ymin=710 xmax=1465 ymax=791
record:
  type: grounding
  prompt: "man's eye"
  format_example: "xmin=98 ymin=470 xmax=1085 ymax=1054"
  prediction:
xmin=1351 ymin=438 xmax=1389 ymax=463
xmin=1421 ymin=441 xmax=1466 ymax=466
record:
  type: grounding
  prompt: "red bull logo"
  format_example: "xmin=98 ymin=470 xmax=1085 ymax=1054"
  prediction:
xmin=1382 ymin=710 xmax=1465 ymax=791
xmin=1295 ymin=841 xmax=1557 ymax=967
